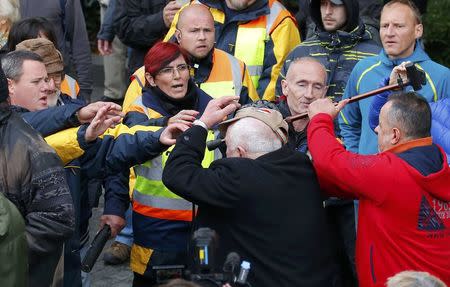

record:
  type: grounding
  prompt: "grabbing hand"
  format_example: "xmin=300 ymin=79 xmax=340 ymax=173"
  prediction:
xmin=78 ymin=101 xmax=123 ymax=124
xmin=85 ymin=105 xmax=123 ymax=142
xmin=97 ymin=39 xmax=112 ymax=55
xmin=100 ymin=215 xmax=125 ymax=238
xmin=163 ymin=1 xmax=183 ymax=28
xmin=389 ymin=61 xmax=411 ymax=86
xmin=308 ymin=98 xmax=349 ymax=120
xmin=199 ymin=96 xmax=241 ymax=129
xmin=160 ymin=122 xmax=191 ymax=146
xmin=168 ymin=110 xmax=199 ymax=125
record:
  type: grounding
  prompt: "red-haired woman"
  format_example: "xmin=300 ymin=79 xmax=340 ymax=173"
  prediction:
xmin=118 ymin=42 xmax=216 ymax=286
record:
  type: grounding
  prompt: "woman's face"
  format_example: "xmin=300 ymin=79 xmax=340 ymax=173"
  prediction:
xmin=147 ymin=55 xmax=190 ymax=99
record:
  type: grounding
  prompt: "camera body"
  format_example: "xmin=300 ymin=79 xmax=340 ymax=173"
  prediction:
xmin=153 ymin=228 xmax=245 ymax=286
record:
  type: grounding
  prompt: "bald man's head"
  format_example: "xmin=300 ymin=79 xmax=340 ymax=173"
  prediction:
xmin=175 ymin=4 xmax=215 ymax=59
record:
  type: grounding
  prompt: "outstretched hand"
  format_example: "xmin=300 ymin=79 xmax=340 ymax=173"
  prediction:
xmin=308 ymin=98 xmax=349 ymax=120
xmin=167 ymin=109 xmax=199 ymax=125
xmin=85 ymin=105 xmax=123 ymax=142
xmin=78 ymin=101 xmax=124 ymax=124
xmin=160 ymin=122 xmax=191 ymax=146
xmin=199 ymin=96 xmax=241 ymax=129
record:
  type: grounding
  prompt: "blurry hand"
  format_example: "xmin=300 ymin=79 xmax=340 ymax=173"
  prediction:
xmin=163 ymin=1 xmax=183 ymax=27
xmin=389 ymin=61 xmax=411 ymax=86
xmin=85 ymin=105 xmax=122 ymax=142
xmin=97 ymin=39 xmax=112 ymax=55
xmin=78 ymin=101 xmax=123 ymax=124
xmin=199 ymin=96 xmax=241 ymax=129
xmin=168 ymin=109 xmax=199 ymax=125
xmin=160 ymin=122 xmax=191 ymax=146
xmin=308 ymin=98 xmax=349 ymax=120
xmin=100 ymin=215 xmax=125 ymax=238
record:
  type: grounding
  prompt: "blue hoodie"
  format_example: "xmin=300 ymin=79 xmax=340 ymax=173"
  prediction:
xmin=339 ymin=41 xmax=450 ymax=154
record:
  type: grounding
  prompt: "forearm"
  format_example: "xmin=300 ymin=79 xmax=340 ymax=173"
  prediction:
xmin=21 ymin=104 xmax=83 ymax=137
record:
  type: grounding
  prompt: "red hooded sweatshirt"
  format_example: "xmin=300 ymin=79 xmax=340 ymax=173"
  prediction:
xmin=308 ymin=114 xmax=450 ymax=287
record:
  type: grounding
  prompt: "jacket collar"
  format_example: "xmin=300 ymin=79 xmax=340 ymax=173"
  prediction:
xmin=379 ymin=40 xmax=430 ymax=66
xmin=316 ymin=22 xmax=371 ymax=49
xmin=385 ymin=136 xmax=432 ymax=154
xmin=190 ymin=49 xmax=214 ymax=85
xmin=142 ymin=80 xmax=212 ymax=117
xmin=0 ymin=106 xmax=11 ymax=125
xmin=200 ymin=0 xmax=270 ymax=22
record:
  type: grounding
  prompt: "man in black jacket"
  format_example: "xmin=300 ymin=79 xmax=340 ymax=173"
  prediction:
xmin=163 ymin=97 xmax=341 ymax=287
xmin=114 ymin=0 xmax=183 ymax=74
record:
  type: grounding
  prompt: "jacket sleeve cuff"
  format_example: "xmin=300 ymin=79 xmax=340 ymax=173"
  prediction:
xmin=177 ymin=125 xmax=208 ymax=152
xmin=103 ymin=199 xmax=128 ymax=218
xmin=77 ymin=124 xmax=100 ymax=150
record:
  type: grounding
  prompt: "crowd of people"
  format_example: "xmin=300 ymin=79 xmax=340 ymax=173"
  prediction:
xmin=0 ymin=0 xmax=449 ymax=287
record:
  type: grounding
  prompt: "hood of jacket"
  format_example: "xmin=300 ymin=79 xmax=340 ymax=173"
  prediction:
xmin=310 ymin=0 xmax=360 ymax=33
xmin=394 ymin=143 xmax=450 ymax=202
xmin=416 ymin=149 xmax=450 ymax=202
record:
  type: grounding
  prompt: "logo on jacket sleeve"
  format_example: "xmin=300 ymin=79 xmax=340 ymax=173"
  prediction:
xmin=418 ymin=195 xmax=446 ymax=231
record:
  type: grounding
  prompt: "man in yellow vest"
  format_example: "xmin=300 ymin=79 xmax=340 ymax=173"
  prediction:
xmin=164 ymin=0 xmax=301 ymax=101
xmin=122 ymin=4 xmax=259 ymax=111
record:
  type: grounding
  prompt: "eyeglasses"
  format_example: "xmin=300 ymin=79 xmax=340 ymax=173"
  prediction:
xmin=158 ymin=64 xmax=190 ymax=76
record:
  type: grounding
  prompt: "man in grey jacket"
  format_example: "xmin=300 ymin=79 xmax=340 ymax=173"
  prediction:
xmin=0 ymin=53 xmax=74 ymax=286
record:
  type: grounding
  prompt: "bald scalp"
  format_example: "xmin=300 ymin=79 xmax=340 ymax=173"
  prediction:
xmin=286 ymin=57 xmax=328 ymax=84
xmin=177 ymin=4 xmax=214 ymax=29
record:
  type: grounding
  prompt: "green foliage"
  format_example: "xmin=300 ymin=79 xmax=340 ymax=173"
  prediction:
xmin=423 ymin=0 xmax=450 ymax=67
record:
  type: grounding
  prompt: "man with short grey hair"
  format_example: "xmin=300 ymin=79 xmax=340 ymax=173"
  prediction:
xmin=163 ymin=96 xmax=342 ymax=287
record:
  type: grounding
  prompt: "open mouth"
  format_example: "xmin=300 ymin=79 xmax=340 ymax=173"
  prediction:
xmin=172 ymin=84 xmax=184 ymax=89
xmin=39 ymin=96 xmax=48 ymax=104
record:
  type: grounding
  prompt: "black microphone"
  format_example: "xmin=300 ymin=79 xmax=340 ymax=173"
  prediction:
xmin=81 ymin=224 xmax=111 ymax=273
xmin=223 ymin=252 xmax=241 ymax=282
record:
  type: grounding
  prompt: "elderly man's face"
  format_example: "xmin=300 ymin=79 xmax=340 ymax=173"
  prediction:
xmin=8 ymin=60 xmax=51 ymax=111
xmin=380 ymin=3 xmax=423 ymax=59
xmin=281 ymin=60 xmax=328 ymax=116
xmin=225 ymin=0 xmax=257 ymax=10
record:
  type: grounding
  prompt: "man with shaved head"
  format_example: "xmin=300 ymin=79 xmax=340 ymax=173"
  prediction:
xmin=279 ymin=57 xmax=359 ymax=286
xmin=122 ymin=3 xmax=258 ymax=108
xmin=164 ymin=0 xmax=301 ymax=101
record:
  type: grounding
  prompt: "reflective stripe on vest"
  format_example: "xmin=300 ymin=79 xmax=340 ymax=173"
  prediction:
xmin=233 ymin=0 xmax=284 ymax=89
xmin=130 ymin=97 xmax=217 ymax=221
xmin=61 ymin=75 xmax=79 ymax=99
xmin=199 ymin=50 xmax=243 ymax=98
xmin=133 ymin=131 xmax=216 ymax=221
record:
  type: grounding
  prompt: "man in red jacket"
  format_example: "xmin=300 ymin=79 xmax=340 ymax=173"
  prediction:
xmin=307 ymin=92 xmax=450 ymax=287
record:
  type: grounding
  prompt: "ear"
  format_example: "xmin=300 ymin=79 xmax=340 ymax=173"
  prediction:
xmin=281 ymin=79 xmax=289 ymax=97
xmin=145 ymin=72 xmax=156 ymax=87
xmin=237 ymin=145 xmax=247 ymax=158
xmin=175 ymin=29 xmax=182 ymax=44
xmin=415 ymin=23 xmax=423 ymax=39
xmin=7 ymin=78 xmax=14 ymax=97
xmin=391 ymin=127 xmax=401 ymax=145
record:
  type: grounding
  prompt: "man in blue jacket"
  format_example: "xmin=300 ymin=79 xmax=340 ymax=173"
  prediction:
xmin=339 ymin=0 xmax=450 ymax=155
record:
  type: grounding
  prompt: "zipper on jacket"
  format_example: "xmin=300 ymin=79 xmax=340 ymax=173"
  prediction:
xmin=370 ymin=244 xmax=377 ymax=284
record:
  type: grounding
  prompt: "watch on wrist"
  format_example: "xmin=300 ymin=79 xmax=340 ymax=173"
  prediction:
xmin=193 ymin=119 xmax=208 ymax=130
